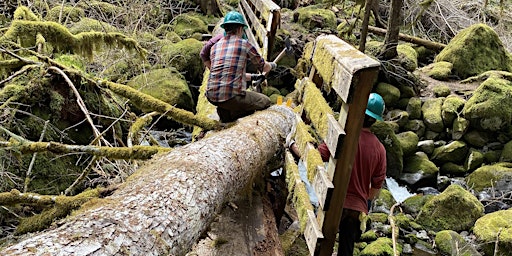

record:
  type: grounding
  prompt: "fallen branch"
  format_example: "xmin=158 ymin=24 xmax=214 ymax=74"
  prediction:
xmin=368 ymin=25 xmax=447 ymax=51
xmin=388 ymin=202 xmax=401 ymax=256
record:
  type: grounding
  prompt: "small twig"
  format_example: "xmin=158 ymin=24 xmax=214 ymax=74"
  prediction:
xmin=24 ymin=120 xmax=49 ymax=193
xmin=48 ymin=66 xmax=110 ymax=147
xmin=0 ymin=64 xmax=38 ymax=87
xmin=494 ymin=228 xmax=502 ymax=256
xmin=0 ymin=48 xmax=40 ymax=65
xmin=65 ymin=156 xmax=98 ymax=195
xmin=388 ymin=202 xmax=400 ymax=256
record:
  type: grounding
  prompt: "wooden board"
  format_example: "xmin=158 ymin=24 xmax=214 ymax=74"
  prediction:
xmin=312 ymin=165 xmax=334 ymax=210
xmin=304 ymin=210 xmax=323 ymax=256
xmin=325 ymin=114 xmax=346 ymax=158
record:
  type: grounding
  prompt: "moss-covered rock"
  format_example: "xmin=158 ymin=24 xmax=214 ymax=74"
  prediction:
xmin=397 ymin=44 xmax=419 ymax=72
xmin=500 ymin=140 xmax=512 ymax=162
xmin=160 ymin=38 xmax=204 ymax=85
xmin=170 ymin=12 xmax=208 ymax=39
xmin=440 ymin=162 xmax=467 ymax=176
xmin=401 ymin=152 xmax=439 ymax=189
xmin=372 ymin=189 xmax=396 ymax=214
xmin=473 ymin=209 xmax=512 ymax=256
xmin=294 ymin=5 xmax=337 ymax=30
xmin=416 ymin=184 xmax=484 ymax=232
xmin=371 ymin=121 xmax=403 ymax=178
xmin=420 ymin=61 xmax=453 ymax=80
xmin=385 ymin=109 xmax=409 ymax=128
xmin=465 ymin=162 xmax=512 ymax=192
xmin=46 ymin=6 xmax=85 ymax=23
xmin=463 ymin=130 xmax=493 ymax=148
xmin=68 ymin=17 xmax=118 ymax=34
xmin=422 ymin=97 xmax=444 ymax=132
xmin=402 ymin=194 xmax=434 ymax=216
xmin=397 ymin=131 xmax=419 ymax=157
xmin=462 ymin=75 xmax=512 ymax=132
xmin=360 ymin=237 xmax=402 ymax=256
xmin=406 ymin=97 xmax=422 ymax=120
xmin=432 ymin=140 xmax=469 ymax=164
xmin=375 ymin=82 xmax=401 ymax=108
xmin=435 ymin=230 xmax=481 ymax=256
xmin=127 ymin=68 xmax=194 ymax=111
xmin=434 ymin=23 xmax=512 ymax=79
xmin=433 ymin=84 xmax=451 ymax=97
xmin=464 ymin=148 xmax=485 ymax=172
xmin=452 ymin=116 xmax=470 ymax=140
xmin=403 ymin=120 xmax=425 ymax=138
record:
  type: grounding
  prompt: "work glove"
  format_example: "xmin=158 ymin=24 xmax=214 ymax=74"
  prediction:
xmin=251 ymin=74 xmax=266 ymax=84
xmin=269 ymin=62 xmax=277 ymax=70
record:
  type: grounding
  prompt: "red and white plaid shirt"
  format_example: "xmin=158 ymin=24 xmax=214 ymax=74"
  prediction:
xmin=206 ymin=34 xmax=265 ymax=102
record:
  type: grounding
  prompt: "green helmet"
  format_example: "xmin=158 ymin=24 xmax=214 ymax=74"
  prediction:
xmin=221 ymin=11 xmax=248 ymax=29
xmin=365 ymin=93 xmax=385 ymax=121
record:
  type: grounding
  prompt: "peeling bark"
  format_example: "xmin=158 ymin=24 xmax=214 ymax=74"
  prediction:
xmin=1 ymin=106 xmax=296 ymax=256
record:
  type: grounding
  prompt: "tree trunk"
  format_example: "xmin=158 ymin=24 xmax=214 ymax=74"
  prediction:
xmin=382 ymin=0 xmax=403 ymax=60
xmin=1 ymin=106 xmax=296 ymax=256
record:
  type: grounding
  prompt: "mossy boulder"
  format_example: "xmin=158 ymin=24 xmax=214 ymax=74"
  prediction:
xmin=465 ymin=162 xmax=512 ymax=192
xmin=397 ymin=131 xmax=419 ymax=157
xmin=46 ymin=6 xmax=85 ymax=23
xmin=360 ymin=237 xmax=402 ymax=256
xmin=440 ymin=162 xmax=467 ymax=176
xmin=404 ymin=120 xmax=426 ymax=139
xmin=432 ymin=140 xmax=469 ymax=164
xmin=372 ymin=189 xmax=396 ymax=214
xmin=452 ymin=116 xmax=470 ymax=140
xmin=160 ymin=38 xmax=204 ymax=85
xmin=69 ymin=17 xmax=118 ymax=34
xmin=441 ymin=95 xmax=465 ymax=127
xmin=127 ymin=68 xmax=194 ymax=111
xmin=294 ymin=5 xmax=337 ymax=30
xmin=420 ymin=61 xmax=453 ymax=80
xmin=375 ymin=82 xmax=401 ymax=108
xmin=463 ymin=130 xmax=493 ymax=147
xmin=170 ymin=13 xmax=208 ymax=39
xmin=402 ymin=194 xmax=434 ymax=216
xmin=400 ymin=152 xmax=438 ymax=189
xmin=500 ymin=140 xmax=512 ymax=162
xmin=462 ymin=76 xmax=512 ymax=132
xmin=464 ymin=149 xmax=485 ymax=172
xmin=422 ymin=97 xmax=444 ymax=132
xmin=434 ymin=23 xmax=512 ymax=79
xmin=406 ymin=97 xmax=422 ymax=120
xmin=473 ymin=209 xmax=512 ymax=256
xmin=397 ymin=44 xmax=419 ymax=72
xmin=433 ymin=84 xmax=451 ymax=97
xmin=371 ymin=121 xmax=403 ymax=178
xmin=416 ymin=184 xmax=484 ymax=232
xmin=385 ymin=110 xmax=409 ymax=128
xmin=435 ymin=230 xmax=481 ymax=256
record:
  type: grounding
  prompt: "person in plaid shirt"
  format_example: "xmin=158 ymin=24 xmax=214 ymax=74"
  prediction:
xmin=206 ymin=11 xmax=277 ymax=123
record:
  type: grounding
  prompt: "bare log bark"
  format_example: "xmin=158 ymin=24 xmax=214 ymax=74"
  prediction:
xmin=1 ymin=106 xmax=296 ymax=256
xmin=368 ymin=25 xmax=446 ymax=51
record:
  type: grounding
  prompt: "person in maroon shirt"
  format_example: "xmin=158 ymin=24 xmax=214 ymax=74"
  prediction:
xmin=336 ymin=92 xmax=387 ymax=256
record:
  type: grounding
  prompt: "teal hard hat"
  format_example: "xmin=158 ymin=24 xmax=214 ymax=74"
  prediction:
xmin=221 ymin=11 xmax=248 ymax=29
xmin=365 ymin=93 xmax=385 ymax=121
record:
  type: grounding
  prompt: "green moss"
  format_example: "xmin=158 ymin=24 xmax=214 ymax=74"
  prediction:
xmin=403 ymin=153 xmax=439 ymax=175
xmin=13 ymin=6 xmax=40 ymax=21
xmin=473 ymin=209 xmax=512 ymax=256
xmin=54 ymin=54 xmax=86 ymax=72
xmin=360 ymin=237 xmax=401 ymax=256
xmin=127 ymin=68 xmax=194 ymax=111
xmin=305 ymin=146 xmax=324 ymax=182
xmin=422 ymin=97 xmax=444 ymax=132
xmin=416 ymin=184 xmax=484 ymax=232
xmin=434 ymin=23 xmax=512 ymax=79
xmin=421 ymin=61 xmax=453 ymax=80
xmin=68 ymin=17 xmax=118 ymax=34
xmin=302 ymin=80 xmax=334 ymax=139
xmin=441 ymin=95 xmax=465 ymax=126
xmin=396 ymin=131 xmax=418 ymax=157
xmin=295 ymin=5 xmax=337 ymax=30
xmin=463 ymin=76 xmax=512 ymax=131
xmin=369 ymin=212 xmax=388 ymax=224
xmin=375 ymin=82 xmax=401 ymax=108
xmin=465 ymin=162 xmax=512 ymax=191
xmin=159 ymin=38 xmax=204 ymax=84
xmin=170 ymin=13 xmax=208 ymax=38
xmin=432 ymin=140 xmax=468 ymax=164
xmin=402 ymin=194 xmax=434 ymax=216
xmin=360 ymin=230 xmax=378 ymax=242
xmin=397 ymin=44 xmax=419 ymax=72
xmin=45 ymin=6 xmax=85 ymax=23
xmin=371 ymin=121 xmax=403 ymax=176
xmin=432 ymin=84 xmax=451 ymax=97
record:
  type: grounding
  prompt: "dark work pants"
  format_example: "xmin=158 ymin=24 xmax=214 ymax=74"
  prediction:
xmin=338 ymin=208 xmax=362 ymax=256
xmin=210 ymin=91 xmax=271 ymax=123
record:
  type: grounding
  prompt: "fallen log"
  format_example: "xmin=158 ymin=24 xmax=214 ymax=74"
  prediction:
xmin=368 ymin=25 xmax=447 ymax=51
xmin=1 ymin=105 xmax=296 ymax=256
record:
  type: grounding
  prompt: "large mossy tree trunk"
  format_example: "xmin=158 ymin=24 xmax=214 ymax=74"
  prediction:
xmin=1 ymin=106 xmax=296 ymax=256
